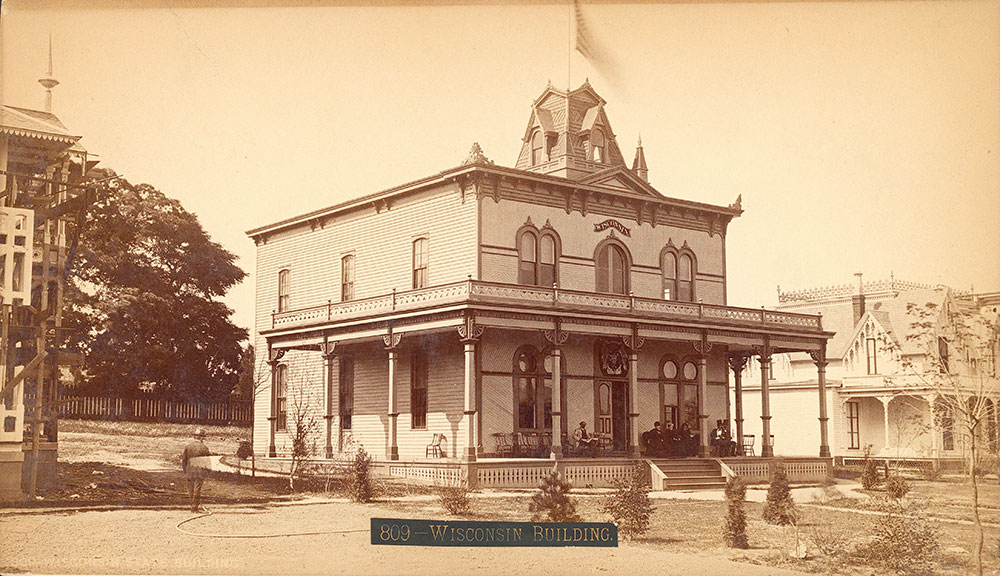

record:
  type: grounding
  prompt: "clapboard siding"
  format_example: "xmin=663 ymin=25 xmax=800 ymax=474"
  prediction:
xmin=480 ymin=197 xmax=725 ymax=303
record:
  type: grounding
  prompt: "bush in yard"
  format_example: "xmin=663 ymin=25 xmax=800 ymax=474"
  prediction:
xmin=884 ymin=475 xmax=910 ymax=500
xmin=437 ymin=482 xmax=472 ymax=516
xmin=602 ymin=464 xmax=653 ymax=540
xmin=348 ymin=447 xmax=376 ymax=503
xmin=236 ymin=440 xmax=253 ymax=460
xmin=529 ymin=469 xmax=581 ymax=522
xmin=853 ymin=497 xmax=939 ymax=573
xmin=763 ymin=459 xmax=797 ymax=526
xmin=860 ymin=445 xmax=880 ymax=490
xmin=723 ymin=477 xmax=749 ymax=549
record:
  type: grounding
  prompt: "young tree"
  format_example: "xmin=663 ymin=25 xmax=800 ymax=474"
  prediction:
xmin=64 ymin=171 xmax=247 ymax=401
xmin=529 ymin=469 xmax=581 ymax=522
xmin=897 ymin=299 xmax=999 ymax=576
xmin=287 ymin=386 xmax=318 ymax=491
xmin=723 ymin=477 xmax=749 ymax=549
xmin=603 ymin=464 xmax=653 ymax=540
xmin=763 ymin=459 xmax=797 ymax=526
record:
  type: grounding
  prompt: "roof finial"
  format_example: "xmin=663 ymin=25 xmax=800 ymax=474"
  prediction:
xmin=38 ymin=34 xmax=60 ymax=112
xmin=631 ymin=134 xmax=648 ymax=182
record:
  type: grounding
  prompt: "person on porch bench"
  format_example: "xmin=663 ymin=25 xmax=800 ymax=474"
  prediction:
xmin=645 ymin=422 xmax=666 ymax=456
xmin=572 ymin=421 xmax=600 ymax=456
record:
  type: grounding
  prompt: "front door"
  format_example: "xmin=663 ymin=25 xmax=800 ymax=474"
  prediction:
xmin=597 ymin=380 xmax=629 ymax=452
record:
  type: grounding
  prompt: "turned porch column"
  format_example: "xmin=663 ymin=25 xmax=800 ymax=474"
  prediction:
xmin=384 ymin=330 xmax=402 ymax=461
xmin=923 ymin=394 xmax=939 ymax=460
xmin=625 ymin=329 xmax=644 ymax=457
xmin=321 ymin=339 xmax=337 ymax=459
xmin=266 ymin=346 xmax=286 ymax=458
xmin=727 ymin=354 xmax=750 ymax=453
xmin=545 ymin=323 xmax=569 ymax=459
xmin=757 ymin=344 xmax=773 ymax=457
xmin=810 ymin=346 xmax=831 ymax=458
xmin=878 ymin=395 xmax=893 ymax=455
xmin=459 ymin=315 xmax=484 ymax=462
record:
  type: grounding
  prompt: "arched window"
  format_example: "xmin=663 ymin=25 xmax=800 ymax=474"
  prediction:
xmin=412 ymin=237 xmax=428 ymax=289
xmin=275 ymin=364 xmax=288 ymax=431
xmin=277 ymin=269 xmax=290 ymax=312
xmin=661 ymin=355 xmax=699 ymax=435
xmin=595 ymin=241 xmax=630 ymax=294
xmin=514 ymin=345 xmax=552 ymax=431
xmin=531 ymin=130 xmax=544 ymax=165
xmin=591 ymin=129 xmax=605 ymax=163
xmin=341 ymin=255 xmax=354 ymax=301
xmin=518 ymin=232 xmax=537 ymax=285
xmin=661 ymin=245 xmax=697 ymax=302
xmin=517 ymin=226 xmax=560 ymax=287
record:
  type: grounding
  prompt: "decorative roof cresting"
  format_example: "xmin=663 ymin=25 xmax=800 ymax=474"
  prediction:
xmin=463 ymin=142 xmax=494 ymax=166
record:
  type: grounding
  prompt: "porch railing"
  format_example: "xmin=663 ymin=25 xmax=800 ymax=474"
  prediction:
xmin=721 ymin=457 xmax=830 ymax=483
xmin=270 ymin=279 xmax=824 ymax=332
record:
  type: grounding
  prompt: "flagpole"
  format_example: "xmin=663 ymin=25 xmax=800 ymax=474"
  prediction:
xmin=567 ymin=0 xmax=572 ymax=91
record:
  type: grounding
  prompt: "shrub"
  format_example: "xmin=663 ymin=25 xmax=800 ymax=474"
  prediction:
xmin=884 ymin=475 xmax=910 ymax=500
xmin=860 ymin=446 xmax=880 ymax=490
xmin=437 ymin=483 xmax=472 ymax=516
xmin=348 ymin=447 xmax=376 ymax=503
xmin=723 ymin=477 xmax=748 ymax=549
xmin=603 ymin=464 xmax=653 ymax=540
xmin=763 ymin=459 xmax=796 ymax=526
xmin=853 ymin=498 xmax=939 ymax=573
xmin=529 ymin=469 xmax=581 ymax=522
xmin=236 ymin=440 xmax=253 ymax=460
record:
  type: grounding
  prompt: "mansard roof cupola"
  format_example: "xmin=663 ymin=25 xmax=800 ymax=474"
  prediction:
xmin=516 ymin=81 xmax=627 ymax=181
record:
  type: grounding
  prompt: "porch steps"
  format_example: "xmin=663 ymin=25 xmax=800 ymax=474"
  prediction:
xmin=650 ymin=459 xmax=727 ymax=491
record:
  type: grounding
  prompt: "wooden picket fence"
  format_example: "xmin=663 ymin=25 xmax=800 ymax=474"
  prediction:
xmin=25 ymin=394 xmax=253 ymax=426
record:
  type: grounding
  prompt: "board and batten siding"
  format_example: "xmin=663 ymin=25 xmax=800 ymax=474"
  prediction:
xmin=480 ymin=197 xmax=726 ymax=304
xmin=251 ymin=183 xmax=478 ymax=455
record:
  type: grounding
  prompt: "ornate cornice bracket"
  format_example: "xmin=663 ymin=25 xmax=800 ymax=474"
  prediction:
xmin=727 ymin=353 xmax=750 ymax=373
xmin=809 ymin=349 xmax=829 ymax=368
xmin=320 ymin=339 xmax=338 ymax=359
xmin=458 ymin=314 xmax=484 ymax=343
xmin=267 ymin=347 xmax=286 ymax=366
xmin=383 ymin=326 xmax=402 ymax=350
xmin=752 ymin=340 xmax=772 ymax=363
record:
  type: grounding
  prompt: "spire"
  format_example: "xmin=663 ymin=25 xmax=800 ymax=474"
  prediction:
xmin=38 ymin=34 xmax=60 ymax=112
xmin=631 ymin=134 xmax=648 ymax=182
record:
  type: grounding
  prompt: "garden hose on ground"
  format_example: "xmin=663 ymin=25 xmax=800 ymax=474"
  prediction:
xmin=175 ymin=509 xmax=370 ymax=539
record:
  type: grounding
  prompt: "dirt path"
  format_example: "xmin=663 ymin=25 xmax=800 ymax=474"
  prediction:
xmin=0 ymin=500 xmax=809 ymax=576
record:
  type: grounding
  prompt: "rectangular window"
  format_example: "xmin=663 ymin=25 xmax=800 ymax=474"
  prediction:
xmin=11 ymin=253 xmax=23 ymax=293
xmin=942 ymin=408 xmax=954 ymax=451
xmin=412 ymin=238 xmax=428 ymax=289
xmin=339 ymin=357 xmax=354 ymax=430
xmin=277 ymin=269 xmax=290 ymax=312
xmin=0 ymin=254 xmax=6 ymax=288
xmin=847 ymin=401 xmax=860 ymax=449
xmin=518 ymin=376 xmax=536 ymax=429
xmin=938 ymin=337 xmax=949 ymax=373
xmin=866 ymin=338 xmax=878 ymax=375
xmin=341 ymin=256 xmax=354 ymax=301
xmin=275 ymin=365 xmax=287 ymax=431
xmin=411 ymin=350 xmax=428 ymax=429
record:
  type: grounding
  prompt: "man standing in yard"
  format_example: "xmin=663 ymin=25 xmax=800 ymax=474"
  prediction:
xmin=182 ymin=429 xmax=212 ymax=512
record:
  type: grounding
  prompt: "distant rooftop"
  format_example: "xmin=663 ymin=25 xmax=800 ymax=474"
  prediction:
xmin=778 ymin=277 xmax=937 ymax=304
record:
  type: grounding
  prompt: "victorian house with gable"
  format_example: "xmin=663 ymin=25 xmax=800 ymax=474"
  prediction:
xmin=248 ymin=83 xmax=834 ymax=487
xmin=739 ymin=276 xmax=1000 ymax=467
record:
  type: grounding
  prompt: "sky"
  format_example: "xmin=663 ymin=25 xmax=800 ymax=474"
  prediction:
xmin=2 ymin=0 xmax=998 ymax=333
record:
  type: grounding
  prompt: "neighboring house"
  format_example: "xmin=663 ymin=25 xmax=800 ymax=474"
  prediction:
xmin=737 ymin=276 xmax=1000 ymax=465
xmin=247 ymin=82 xmax=834 ymax=477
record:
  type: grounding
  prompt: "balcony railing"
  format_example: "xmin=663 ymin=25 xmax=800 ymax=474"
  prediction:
xmin=270 ymin=280 xmax=824 ymax=332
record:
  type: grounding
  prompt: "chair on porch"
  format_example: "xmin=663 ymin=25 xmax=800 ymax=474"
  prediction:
xmin=741 ymin=434 xmax=755 ymax=456
xmin=425 ymin=433 xmax=446 ymax=458
xmin=493 ymin=433 xmax=513 ymax=457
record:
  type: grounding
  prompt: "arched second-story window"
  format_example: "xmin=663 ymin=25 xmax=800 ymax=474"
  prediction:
xmin=341 ymin=255 xmax=355 ymax=301
xmin=591 ymin=129 xmax=605 ymax=163
xmin=412 ymin=237 xmax=428 ymax=289
xmin=277 ymin=269 xmax=290 ymax=312
xmin=595 ymin=240 xmax=630 ymax=295
xmin=517 ymin=225 xmax=560 ymax=287
xmin=661 ymin=244 xmax=697 ymax=302
xmin=531 ymin=130 xmax=544 ymax=165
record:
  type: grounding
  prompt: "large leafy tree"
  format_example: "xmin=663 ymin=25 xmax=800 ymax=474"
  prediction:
xmin=64 ymin=170 xmax=247 ymax=401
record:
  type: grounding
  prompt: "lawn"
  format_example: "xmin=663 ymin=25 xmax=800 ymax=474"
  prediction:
xmin=9 ymin=419 xmax=1000 ymax=575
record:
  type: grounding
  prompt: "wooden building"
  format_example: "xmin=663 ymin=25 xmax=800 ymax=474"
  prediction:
xmin=248 ymin=83 xmax=834 ymax=487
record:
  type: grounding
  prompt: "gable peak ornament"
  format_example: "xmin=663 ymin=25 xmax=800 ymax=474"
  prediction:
xmin=463 ymin=142 xmax=494 ymax=166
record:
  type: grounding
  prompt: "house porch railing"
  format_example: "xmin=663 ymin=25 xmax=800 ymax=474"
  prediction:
xmin=270 ymin=279 xmax=824 ymax=332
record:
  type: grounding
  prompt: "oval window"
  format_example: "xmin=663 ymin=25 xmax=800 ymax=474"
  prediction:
xmin=683 ymin=361 xmax=698 ymax=380
xmin=662 ymin=360 xmax=678 ymax=379
xmin=517 ymin=351 xmax=536 ymax=373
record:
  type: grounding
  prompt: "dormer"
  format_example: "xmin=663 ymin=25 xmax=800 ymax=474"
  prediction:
xmin=515 ymin=81 xmax=626 ymax=180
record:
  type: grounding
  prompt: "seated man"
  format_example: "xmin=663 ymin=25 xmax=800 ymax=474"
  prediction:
xmin=645 ymin=421 xmax=666 ymax=457
xmin=663 ymin=421 xmax=679 ymax=457
xmin=572 ymin=421 xmax=601 ymax=456
xmin=711 ymin=420 xmax=727 ymax=457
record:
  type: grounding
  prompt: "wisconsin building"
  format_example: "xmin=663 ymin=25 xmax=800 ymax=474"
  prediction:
xmin=247 ymin=83 xmax=835 ymax=487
